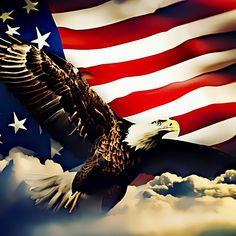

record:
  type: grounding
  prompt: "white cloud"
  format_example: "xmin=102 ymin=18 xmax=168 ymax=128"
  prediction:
xmin=33 ymin=172 xmax=236 ymax=236
xmin=0 ymin=148 xmax=63 ymax=187
xmin=215 ymin=170 xmax=236 ymax=184
xmin=147 ymin=172 xmax=236 ymax=198
xmin=1 ymin=149 xmax=236 ymax=236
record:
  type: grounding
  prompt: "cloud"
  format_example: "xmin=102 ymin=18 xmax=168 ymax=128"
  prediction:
xmin=99 ymin=173 xmax=236 ymax=236
xmin=0 ymin=148 xmax=63 ymax=186
xmin=147 ymin=171 xmax=236 ymax=198
xmin=1 ymin=149 xmax=236 ymax=236
xmin=32 ymin=173 xmax=236 ymax=236
xmin=215 ymin=170 xmax=236 ymax=184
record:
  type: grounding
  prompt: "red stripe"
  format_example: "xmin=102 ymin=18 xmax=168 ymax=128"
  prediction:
xmin=130 ymin=173 xmax=154 ymax=186
xmin=58 ymin=0 xmax=236 ymax=50
xmin=173 ymin=103 xmax=236 ymax=135
xmin=109 ymin=68 xmax=236 ymax=117
xmin=81 ymin=32 xmax=236 ymax=86
xmin=48 ymin=0 xmax=110 ymax=13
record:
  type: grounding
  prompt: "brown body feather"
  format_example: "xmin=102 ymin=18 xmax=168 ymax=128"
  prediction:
xmin=72 ymin=120 xmax=139 ymax=202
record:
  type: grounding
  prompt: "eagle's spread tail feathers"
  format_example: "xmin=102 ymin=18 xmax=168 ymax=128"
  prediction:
xmin=25 ymin=171 xmax=76 ymax=212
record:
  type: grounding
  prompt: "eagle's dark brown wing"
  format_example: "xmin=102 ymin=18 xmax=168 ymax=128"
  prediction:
xmin=0 ymin=35 xmax=116 ymax=149
xmin=139 ymin=139 xmax=236 ymax=179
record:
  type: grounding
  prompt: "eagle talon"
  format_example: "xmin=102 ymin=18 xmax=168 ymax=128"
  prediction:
xmin=64 ymin=191 xmax=81 ymax=213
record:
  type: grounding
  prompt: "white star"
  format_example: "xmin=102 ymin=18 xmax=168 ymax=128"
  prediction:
xmin=0 ymin=10 xmax=14 ymax=22
xmin=6 ymin=25 xmax=20 ymax=36
xmin=8 ymin=112 xmax=27 ymax=134
xmin=31 ymin=27 xmax=51 ymax=50
xmin=23 ymin=0 xmax=39 ymax=14
xmin=50 ymin=139 xmax=63 ymax=158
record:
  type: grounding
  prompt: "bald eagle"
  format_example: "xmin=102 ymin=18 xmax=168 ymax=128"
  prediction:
xmin=0 ymin=35 xmax=235 ymax=213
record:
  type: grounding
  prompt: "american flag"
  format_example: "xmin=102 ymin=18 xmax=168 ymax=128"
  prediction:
xmin=50 ymin=0 xmax=236 ymax=155
xmin=0 ymin=0 xmax=235 ymax=169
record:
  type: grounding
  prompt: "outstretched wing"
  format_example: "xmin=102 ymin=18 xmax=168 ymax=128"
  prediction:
xmin=139 ymin=139 xmax=236 ymax=179
xmin=0 ymin=35 xmax=116 ymax=154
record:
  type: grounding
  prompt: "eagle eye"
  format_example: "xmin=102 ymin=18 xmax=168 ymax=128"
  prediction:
xmin=151 ymin=120 xmax=162 ymax=126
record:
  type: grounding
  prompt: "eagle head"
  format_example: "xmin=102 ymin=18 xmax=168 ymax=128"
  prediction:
xmin=124 ymin=119 xmax=180 ymax=151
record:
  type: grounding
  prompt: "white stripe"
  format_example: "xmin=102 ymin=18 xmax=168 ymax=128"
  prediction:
xmin=63 ymin=10 xmax=236 ymax=67
xmin=124 ymin=82 xmax=236 ymax=123
xmin=172 ymin=117 xmax=236 ymax=146
xmin=53 ymin=0 xmax=184 ymax=30
xmin=92 ymin=49 xmax=236 ymax=103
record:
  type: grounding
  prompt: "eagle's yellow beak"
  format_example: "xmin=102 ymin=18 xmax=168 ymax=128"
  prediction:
xmin=161 ymin=119 xmax=180 ymax=133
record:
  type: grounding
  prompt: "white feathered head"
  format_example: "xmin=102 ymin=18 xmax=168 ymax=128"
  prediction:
xmin=124 ymin=119 xmax=180 ymax=151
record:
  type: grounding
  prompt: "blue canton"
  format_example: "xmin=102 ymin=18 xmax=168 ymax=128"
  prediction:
xmin=0 ymin=0 xmax=83 ymax=169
